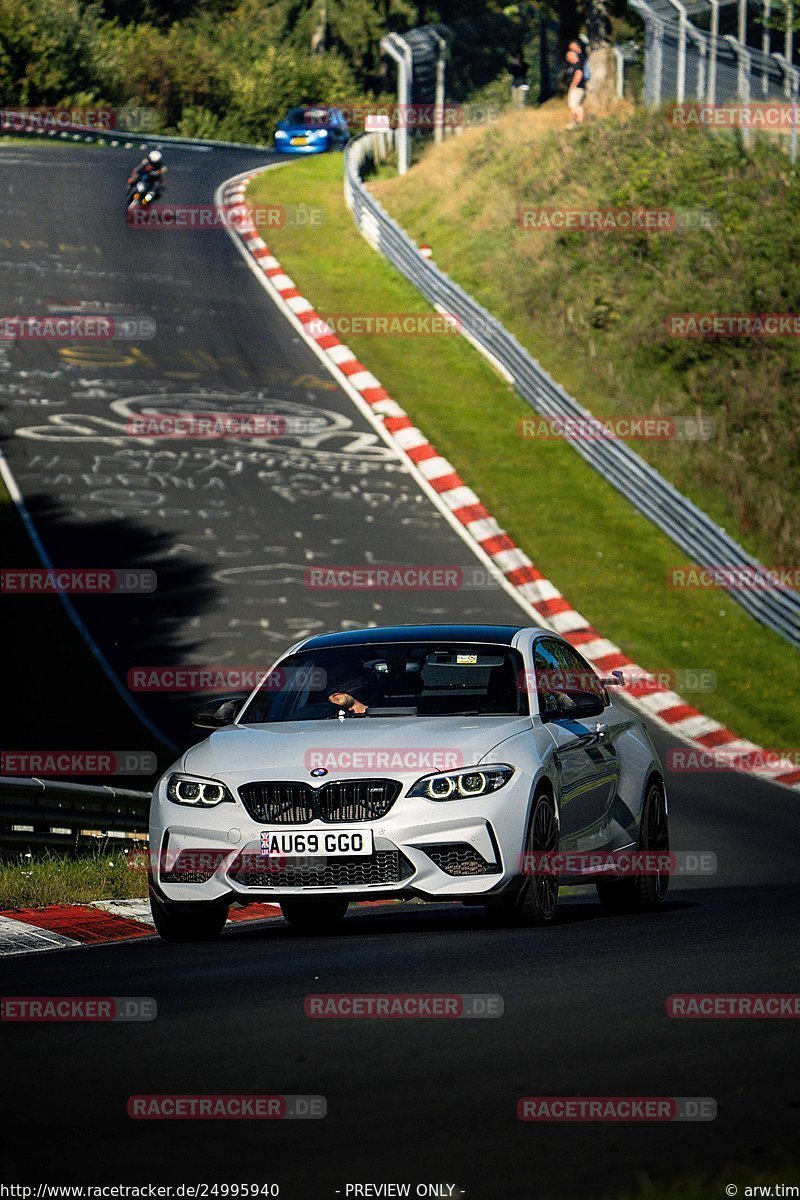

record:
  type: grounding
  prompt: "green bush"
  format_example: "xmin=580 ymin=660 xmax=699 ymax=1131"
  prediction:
xmin=0 ymin=0 xmax=101 ymax=104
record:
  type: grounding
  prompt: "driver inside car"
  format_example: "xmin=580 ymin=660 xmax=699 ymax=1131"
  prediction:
xmin=327 ymin=673 xmax=371 ymax=716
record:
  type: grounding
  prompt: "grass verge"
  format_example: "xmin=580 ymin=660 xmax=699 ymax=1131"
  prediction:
xmin=373 ymin=104 xmax=800 ymax=568
xmin=246 ymin=152 xmax=798 ymax=752
xmin=0 ymin=848 xmax=146 ymax=909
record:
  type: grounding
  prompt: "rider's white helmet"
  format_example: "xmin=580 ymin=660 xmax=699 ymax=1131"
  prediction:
xmin=148 ymin=150 xmax=162 ymax=164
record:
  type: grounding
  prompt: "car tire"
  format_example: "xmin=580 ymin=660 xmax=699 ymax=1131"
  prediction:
xmin=490 ymin=790 xmax=560 ymax=927
xmin=596 ymin=778 xmax=669 ymax=915
xmin=280 ymin=899 xmax=349 ymax=934
xmin=149 ymin=888 xmax=229 ymax=943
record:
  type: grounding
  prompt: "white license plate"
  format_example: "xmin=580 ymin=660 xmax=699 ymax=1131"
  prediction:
xmin=260 ymin=828 xmax=374 ymax=857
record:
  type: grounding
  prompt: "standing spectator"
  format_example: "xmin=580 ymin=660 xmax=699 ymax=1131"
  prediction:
xmin=569 ymin=39 xmax=592 ymax=88
xmin=564 ymin=48 xmax=585 ymax=128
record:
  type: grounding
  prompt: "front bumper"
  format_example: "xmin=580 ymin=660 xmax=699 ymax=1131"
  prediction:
xmin=149 ymin=771 xmax=532 ymax=905
xmin=274 ymin=140 xmax=331 ymax=155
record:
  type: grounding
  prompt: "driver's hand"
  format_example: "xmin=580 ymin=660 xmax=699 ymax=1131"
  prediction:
xmin=328 ymin=692 xmax=367 ymax=715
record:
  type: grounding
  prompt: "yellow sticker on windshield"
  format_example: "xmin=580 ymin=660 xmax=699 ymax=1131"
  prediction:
xmin=456 ymin=654 xmax=478 ymax=665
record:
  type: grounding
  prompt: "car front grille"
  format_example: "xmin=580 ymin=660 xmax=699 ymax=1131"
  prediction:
xmin=228 ymin=848 xmax=413 ymax=889
xmin=424 ymin=842 xmax=500 ymax=877
xmin=237 ymin=779 xmax=402 ymax=824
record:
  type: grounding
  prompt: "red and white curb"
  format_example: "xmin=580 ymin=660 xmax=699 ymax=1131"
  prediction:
xmin=0 ymin=900 xmax=284 ymax=956
xmin=0 ymin=899 xmax=404 ymax=957
xmin=214 ymin=166 xmax=799 ymax=792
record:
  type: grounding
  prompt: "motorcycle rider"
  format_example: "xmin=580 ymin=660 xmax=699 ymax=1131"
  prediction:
xmin=126 ymin=149 xmax=166 ymax=202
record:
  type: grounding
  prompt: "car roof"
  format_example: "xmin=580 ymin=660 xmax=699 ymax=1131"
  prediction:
xmin=298 ymin=624 xmax=533 ymax=650
xmin=285 ymin=104 xmax=333 ymax=117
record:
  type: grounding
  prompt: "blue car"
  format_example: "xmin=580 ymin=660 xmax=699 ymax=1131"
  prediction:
xmin=273 ymin=105 xmax=349 ymax=154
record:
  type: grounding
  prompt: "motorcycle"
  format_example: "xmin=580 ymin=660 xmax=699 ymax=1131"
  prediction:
xmin=125 ymin=174 xmax=162 ymax=215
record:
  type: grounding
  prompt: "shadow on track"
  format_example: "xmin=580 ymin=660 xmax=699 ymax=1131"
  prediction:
xmin=3 ymin=490 xmax=220 ymax=771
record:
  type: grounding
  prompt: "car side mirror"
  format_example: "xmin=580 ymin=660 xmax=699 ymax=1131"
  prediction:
xmin=192 ymin=694 xmax=246 ymax=729
xmin=561 ymin=693 xmax=606 ymax=719
xmin=541 ymin=692 xmax=606 ymax=721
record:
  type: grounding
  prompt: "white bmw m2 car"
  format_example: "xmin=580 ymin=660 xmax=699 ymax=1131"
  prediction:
xmin=148 ymin=624 xmax=669 ymax=941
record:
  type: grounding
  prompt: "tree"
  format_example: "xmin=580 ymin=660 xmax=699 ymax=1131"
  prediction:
xmin=585 ymin=0 xmax=612 ymax=47
xmin=584 ymin=0 xmax=616 ymax=106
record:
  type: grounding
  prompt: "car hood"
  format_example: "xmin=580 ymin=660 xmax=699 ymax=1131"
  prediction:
xmin=183 ymin=716 xmax=531 ymax=781
xmin=278 ymin=123 xmax=326 ymax=134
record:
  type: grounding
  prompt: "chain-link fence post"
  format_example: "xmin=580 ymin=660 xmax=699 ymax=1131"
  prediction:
xmin=774 ymin=56 xmax=800 ymax=162
xmin=786 ymin=3 xmax=795 ymax=97
xmin=688 ymin=27 xmax=708 ymax=99
xmin=793 ymin=58 xmax=799 ymax=168
xmin=762 ymin=0 xmax=772 ymax=96
xmin=652 ymin=18 xmax=665 ymax=104
xmin=724 ymin=33 xmax=751 ymax=101
xmin=725 ymin=34 xmax=751 ymax=145
xmin=708 ymin=0 xmax=720 ymax=102
xmin=665 ymin=0 xmax=689 ymax=101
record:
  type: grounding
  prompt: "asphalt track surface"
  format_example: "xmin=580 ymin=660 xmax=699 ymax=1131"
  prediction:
xmin=1 ymin=143 xmax=799 ymax=1197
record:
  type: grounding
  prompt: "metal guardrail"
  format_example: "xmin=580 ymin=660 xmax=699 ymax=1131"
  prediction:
xmin=344 ymin=133 xmax=800 ymax=647
xmin=0 ymin=111 xmax=274 ymax=153
xmin=0 ymin=776 xmax=151 ymax=853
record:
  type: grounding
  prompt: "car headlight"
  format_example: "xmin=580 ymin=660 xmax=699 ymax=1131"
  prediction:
xmin=275 ymin=130 xmax=288 ymax=139
xmin=166 ymin=773 xmax=233 ymax=807
xmin=408 ymin=764 xmax=514 ymax=801
xmin=312 ymin=129 xmax=329 ymax=138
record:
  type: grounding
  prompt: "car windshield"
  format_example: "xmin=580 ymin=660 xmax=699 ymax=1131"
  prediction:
xmin=285 ymin=107 xmax=330 ymax=125
xmin=238 ymin=642 xmax=528 ymax=723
